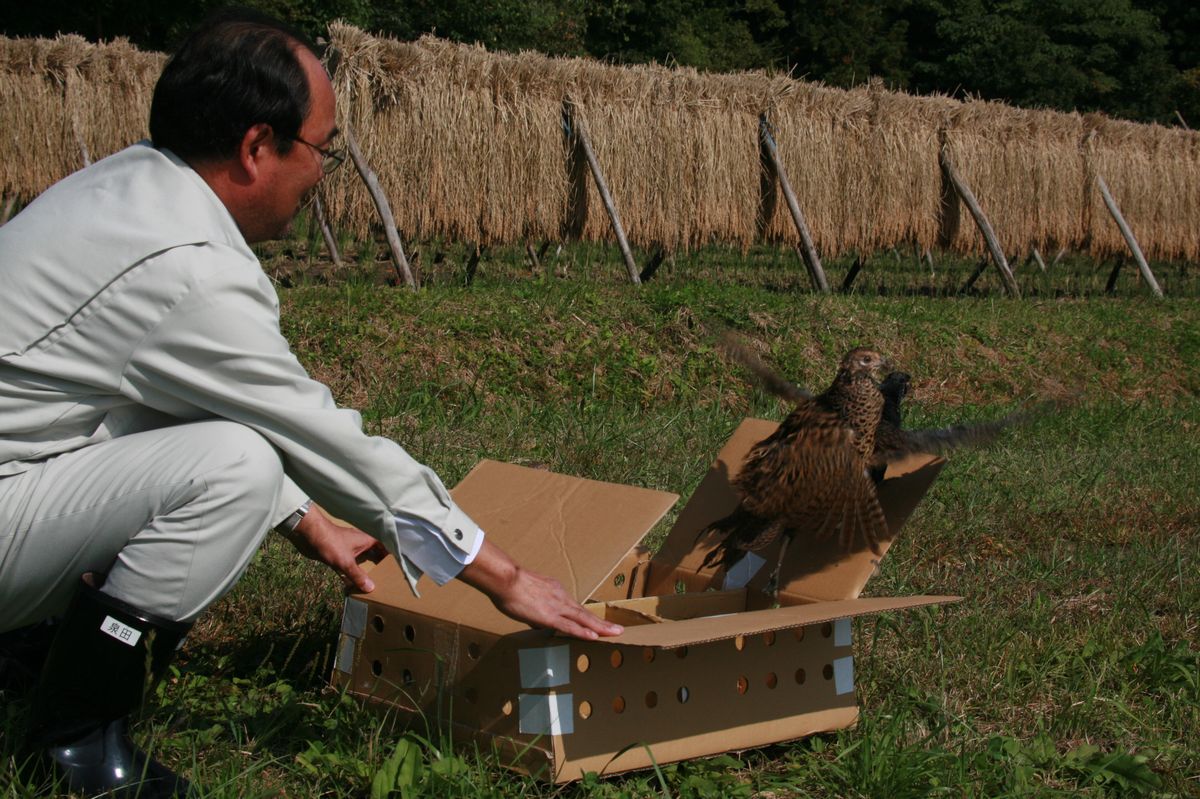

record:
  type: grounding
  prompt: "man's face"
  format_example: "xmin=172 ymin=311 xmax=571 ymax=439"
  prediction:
xmin=250 ymin=47 xmax=337 ymax=242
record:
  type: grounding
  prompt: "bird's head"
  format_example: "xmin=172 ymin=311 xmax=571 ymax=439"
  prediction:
xmin=840 ymin=347 xmax=891 ymax=377
xmin=879 ymin=370 xmax=911 ymax=400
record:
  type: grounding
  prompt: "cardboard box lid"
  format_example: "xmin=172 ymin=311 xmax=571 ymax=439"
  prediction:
xmin=600 ymin=594 xmax=961 ymax=648
xmin=648 ymin=418 xmax=944 ymax=600
xmin=354 ymin=460 xmax=679 ymax=634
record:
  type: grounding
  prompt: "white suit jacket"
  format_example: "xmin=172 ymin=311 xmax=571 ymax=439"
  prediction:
xmin=0 ymin=143 xmax=481 ymax=593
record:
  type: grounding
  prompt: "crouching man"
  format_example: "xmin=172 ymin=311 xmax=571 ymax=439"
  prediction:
xmin=0 ymin=10 xmax=620 ymax=797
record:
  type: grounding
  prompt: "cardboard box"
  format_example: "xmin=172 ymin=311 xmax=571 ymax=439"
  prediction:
xmin=332 ymin=419 xmax=959 ymax=782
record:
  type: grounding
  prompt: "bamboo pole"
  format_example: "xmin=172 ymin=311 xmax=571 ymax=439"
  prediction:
xmin=343 ymin=128 xmax=417 ymax=290
xmin=563 ymin=102 xmax=640 ymax=285
xmin=939 ymin=146 xmax=1020 ymax=297
xmin=311 ymin=194 xmax=343 ymax=269
xmin=1095 ymin=174 xmax=1164 ymax=298
xmin=759 ymin=116 xmax=829 ymax=293
xmin=1 ymin=196 xmax=16 ymax=225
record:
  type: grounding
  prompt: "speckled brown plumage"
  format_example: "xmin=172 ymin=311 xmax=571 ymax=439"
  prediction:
xmin=700 ymin=347 xmax=892 ymax=586
xmin=703 ymin=339 xmax=1034 ymax=592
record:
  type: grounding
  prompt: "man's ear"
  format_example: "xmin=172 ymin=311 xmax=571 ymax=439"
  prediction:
xmin=238 ymin=123 xmax=275 ymax=181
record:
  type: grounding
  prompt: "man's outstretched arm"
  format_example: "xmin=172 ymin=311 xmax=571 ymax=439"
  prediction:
xmin=458 ymin=541 xmax=624 ymax=640
xmin=285 ymin=507 xmax=624 ymax=641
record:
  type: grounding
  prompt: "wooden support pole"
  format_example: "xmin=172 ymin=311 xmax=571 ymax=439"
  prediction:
xmin=1031 ymin=247 xmax=1047 ymax=273
xmin=759 ymin=117 xmax=829 ymax=293
xmin=639 ymin=248 xmax=666 ymax=282
xmin=959 ymin=258 xmax=989 ymax=294
xmin=939 ymin=147 xmax=1020 ymax=297
xmin=311 ymin=194 xmax=343 ymax=269
xmin=841 ymin=255 xmax=865 ymax=293
xmin=526 ymin=241 xmax=542 ymax=272
xmin=564 ymin=103 xmax=640 ymax=285
xmin=1095 ymin=174 xmax=1164 ymax=298
xmin=1105 ymin=258 xmax=1125 ymax=294
xmin=343 ymin=128 xmax=417 ymax=290
xmin=465 ymin=244 xmax=485 ymax=286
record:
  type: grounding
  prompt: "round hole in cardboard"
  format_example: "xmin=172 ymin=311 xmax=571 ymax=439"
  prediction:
xmin=823 ymin=664 xmax=834 ymax=680
xmin=763 ymin=631 xmax=776 ymax=646
xmin=579 ymin=700 xmax=593 ymax=719
xmin=734 ymin=635 xmax=746 ymax=652
xmin=371 ymin=660 xmax=383 ymax=676
xmin=501 ymin=700 xmax=514 ymax=716
xmin=736 ymin=676 xmax=749 ymax=695
xmin=610 ymin=650 xmax=623 ymax=668
xmin=765 ymin=672 xmax=778 ymax=689
xmin=402 ymin=669 xmax=414 ymax=685
xmin=645 ymin=691 xmax=658 ymax=709
xmin=795 ymin=668 xmax=807 ymax=684
xmin=467 ymin=642 xmax=481 ymax=660
xmin=577 ymin=654 xmax=590 ymax=673
xmin=821 ymin=622 xmax=833 ymax=639
xmin=677 ymin=686 xmax=690 ymax=704
xmin=404 ymin=624 xmax=416 ymax=642
xmin=613 ymin=572 xmax=626 ymax=587
xmin=675 ymin=646 xmax=688 ymax=659
xmin=794 ymin=627 xmax=806 ymax=643
xmin=464 ymin=687 xmax=478 ymax=704
xmin=371 ymin=615 xmax=384 ymax=633
xmin=613 ymin=696 xmax=626 ymax=714
xmin=642 ymin=648 xmax=656 ymax=664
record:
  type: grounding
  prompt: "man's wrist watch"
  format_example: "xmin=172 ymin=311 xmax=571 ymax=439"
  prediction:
xmin=276 ymin=499 xmax=313 ymax=535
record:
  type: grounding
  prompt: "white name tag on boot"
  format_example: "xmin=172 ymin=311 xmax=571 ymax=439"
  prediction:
xmin=100 ymin=616 xmax=143 ymax=647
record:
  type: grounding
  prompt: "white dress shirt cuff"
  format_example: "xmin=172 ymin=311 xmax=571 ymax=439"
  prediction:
xmin=392 ymin=513 xmax=485 ymax=585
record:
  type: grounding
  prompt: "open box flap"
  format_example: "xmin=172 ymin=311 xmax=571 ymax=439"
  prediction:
xmin=647 ymin=418 xmax=945 ymax=600
xmin=597 ymin=594 xmax=962 ymax=648
xmin=352 ymin=460 xmax=678 ymax=633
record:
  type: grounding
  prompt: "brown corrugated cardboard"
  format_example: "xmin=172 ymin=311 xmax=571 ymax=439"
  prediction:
xmin=332 ymin=420 xmax=961 ymax=783
xmin=646 ymin=418 xmax=946 ymax=601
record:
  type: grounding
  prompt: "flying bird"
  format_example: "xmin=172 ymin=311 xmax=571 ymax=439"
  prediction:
xmin=699 ymin=345 xmax=893 ymax=592
xmin=700 ymin=336 xmax=1029 ymax=594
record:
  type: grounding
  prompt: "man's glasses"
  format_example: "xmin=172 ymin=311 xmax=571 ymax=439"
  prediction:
xmin=288 ymin=135 xmax=346 ymax=175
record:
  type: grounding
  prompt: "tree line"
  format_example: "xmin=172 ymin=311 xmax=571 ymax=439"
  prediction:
xmin=7 ymin=0 xmax=1197 ymax=126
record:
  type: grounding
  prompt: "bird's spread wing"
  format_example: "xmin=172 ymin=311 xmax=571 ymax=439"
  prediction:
xmin=870 ymin=406 xmax=1037 ymax=469
xmin=733 ymin=402 xmax=889 ymax=554
xmin=717 ymin=332 xmax=813 ymax=403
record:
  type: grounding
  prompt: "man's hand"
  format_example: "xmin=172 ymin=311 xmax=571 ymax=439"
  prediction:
xmin=283 ymin=504 xmax=387 ymax=593
xmin=458 ymin=541 xmax=623 ymax=640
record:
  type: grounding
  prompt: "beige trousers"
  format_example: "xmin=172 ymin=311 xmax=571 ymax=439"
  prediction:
xmin=0 ymin=420 xmax=286 ymax=632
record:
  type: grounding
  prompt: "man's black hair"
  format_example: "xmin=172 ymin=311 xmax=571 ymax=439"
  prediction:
xmin=149 ymin=7 xmax=320 ymax=162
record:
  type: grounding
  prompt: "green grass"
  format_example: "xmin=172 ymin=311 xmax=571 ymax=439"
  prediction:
xmin=2 ymin=246 xmax=1197 ymax=798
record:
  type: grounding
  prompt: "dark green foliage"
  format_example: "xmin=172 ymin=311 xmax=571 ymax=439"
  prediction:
xmin=4 ymin=0 xmax=1198 ymax=124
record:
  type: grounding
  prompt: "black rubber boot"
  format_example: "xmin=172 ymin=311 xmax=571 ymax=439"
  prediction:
xmin=0 ymin=619 xmax=58 ymax=693
xmin=26 ymin=574 xmax=194 ymax=798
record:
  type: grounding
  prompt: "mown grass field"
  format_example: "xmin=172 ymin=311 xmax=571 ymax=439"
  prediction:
xmin=3 ymin=241 xmax=1198 ymax=798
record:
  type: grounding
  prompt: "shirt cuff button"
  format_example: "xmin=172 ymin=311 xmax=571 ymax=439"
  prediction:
xmin=453 ymin=528 xmax=464 ymax=540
